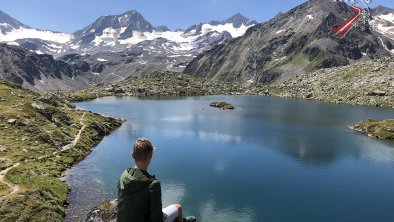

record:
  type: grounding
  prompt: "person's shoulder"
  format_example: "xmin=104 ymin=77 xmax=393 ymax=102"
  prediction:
xmin=149 ymin=177 xmax=161 ymax=190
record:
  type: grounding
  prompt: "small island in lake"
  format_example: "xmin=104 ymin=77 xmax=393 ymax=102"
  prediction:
xmin=209 ymin=102 xmax=234 ymax=110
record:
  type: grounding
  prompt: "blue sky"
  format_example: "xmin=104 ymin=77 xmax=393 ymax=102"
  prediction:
xmin=1 ymin=0 xmax=393 ymax=33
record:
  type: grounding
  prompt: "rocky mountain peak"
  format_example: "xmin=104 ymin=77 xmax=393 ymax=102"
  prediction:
xmin=372 ymin=5 xmax=394 ymax=15
xmin=0 ymin=10 xmax=30 ymax=34
xmin=223 ymin=13 xmax=258 ymax=28
xmin=184 ymin=0 xmax=392 ymax=84
xmin=73 ymin=9 xmax=154 ymax=44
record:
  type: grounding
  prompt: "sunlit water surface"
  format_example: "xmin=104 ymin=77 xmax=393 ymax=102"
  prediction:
xmin=63 ymin=96 xmax=394 ymax=222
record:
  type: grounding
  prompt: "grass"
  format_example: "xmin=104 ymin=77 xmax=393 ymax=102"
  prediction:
xmin=351 ymin=119 xmax=394 ymax=140
xmin=0 ymin=80 xmax=123 ymax=221
xmin=0 ymin=181 xmax=9 ymax=196
xmin=288 ymin=54 xmax=308 ymax=66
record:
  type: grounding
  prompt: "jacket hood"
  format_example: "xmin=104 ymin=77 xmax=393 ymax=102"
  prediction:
xmin=118 ymin=168 xmax=154 ymax=194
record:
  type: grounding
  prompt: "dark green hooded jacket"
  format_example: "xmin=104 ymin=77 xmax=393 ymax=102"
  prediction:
xmin=117 ymin=168 xmax=164 ymax=222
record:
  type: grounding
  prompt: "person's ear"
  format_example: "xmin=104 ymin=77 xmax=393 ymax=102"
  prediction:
xmin=131 ymin=152 xmax=135 ymax=159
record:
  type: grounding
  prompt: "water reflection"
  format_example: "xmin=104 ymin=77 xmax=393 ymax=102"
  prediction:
xmin=199 ymin=200 xmax=256 ymax=222
xmin=162 ymin=181 xmax=186 ymax=207
xmin=66 ymin=96 xmax=394 ymax=222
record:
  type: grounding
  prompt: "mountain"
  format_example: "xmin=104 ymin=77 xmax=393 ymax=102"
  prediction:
xmin=0 ymin=10 xmax=256 ymax=59
xmin=0 ymin=10 xmax=73 ymax=55
xmin=371 ymin=6 xmax=394 ymax=50
xmin=0 ymin=43 xmax=98 ymax=91
xmin=184 ymin=0 xmax=393 ymax=84
xmin=0 ymin=10 xmax=258 ymax=89
xmin=0 ymin=10 xmax=30 ymax=33
xmin=66 ymin=11 xmax=257 ymax=56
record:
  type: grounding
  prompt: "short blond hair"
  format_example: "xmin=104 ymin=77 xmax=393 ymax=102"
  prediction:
xmin=132 ymin=138 xmax=154 ymax=161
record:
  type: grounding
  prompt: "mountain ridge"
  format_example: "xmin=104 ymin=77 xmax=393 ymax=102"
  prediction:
xmin=183 ymin=0 xmax=393 ymax=84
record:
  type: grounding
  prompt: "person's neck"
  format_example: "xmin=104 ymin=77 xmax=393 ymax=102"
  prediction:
xmin=135 ymin=162 xmax=148 ymax=171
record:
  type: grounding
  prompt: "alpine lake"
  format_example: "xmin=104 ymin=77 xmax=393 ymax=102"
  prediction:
xmin=63 ymin=95 xmax=394 ymax=222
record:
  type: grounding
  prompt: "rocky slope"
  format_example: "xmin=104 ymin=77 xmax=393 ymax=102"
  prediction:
xmin=265 ymin=57 xmax=394 ymax=108
xmin=60 ymin=57 xmax=394 ymax=109
xmin=0 ymin=43 xmax=100 ymax=92
xmin=184 ymin=0 xmax=393 ymax=84
xmin=371 ymin=5 xmax=394 ymax=45
xmin=58 ymin=71 xmax=250 ymax=102
xmin=0 ymin=80 xmax=123 ymax=221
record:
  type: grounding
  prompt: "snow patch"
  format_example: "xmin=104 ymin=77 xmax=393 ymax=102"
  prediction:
xmin=0 ymin=27 xmax=73 ymax=43
xmin=201 ymin=23 xmax=250 ymax=38
xmin=378 ymin=37 xmax=394 ymax=54
xmin=276 ymin=29 xmax=284 ymax=34
xmin=307 ymin=14 xmax=314 ymax=20
xmin=70 ymin=44 xmax=80 ymax=49
xmin=96 ymin=58 xmax=108 ymax=62
xmin=379 ymin=13 xmax=394 ymax=23
xmin=6 ymin=42 xmax=19 ymax=46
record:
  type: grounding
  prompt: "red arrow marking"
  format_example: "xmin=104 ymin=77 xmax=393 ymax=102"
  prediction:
xmin=332 ymin=6 xmax=363 ymax=37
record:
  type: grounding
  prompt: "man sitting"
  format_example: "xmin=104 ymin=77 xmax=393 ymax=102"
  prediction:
xmin=117 ymin=138 xmax=195 ymax=222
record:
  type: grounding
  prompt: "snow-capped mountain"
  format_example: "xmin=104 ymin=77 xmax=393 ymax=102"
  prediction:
xmin=0 ymin=10 xmax=73 ymax=55
xmin=0 ymin=10 xmax=258 ymax=90
xmin=371 ymin=6 xmax=394 ymax=53
xmin=66 ymin=10 xmax=257 ymax=56
xmin=0 ymin=9 xmax=257 ymax=58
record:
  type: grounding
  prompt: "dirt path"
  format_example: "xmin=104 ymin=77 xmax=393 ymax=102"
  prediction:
xmin=61 ymin=112 xmax=86 ymax=151
xmin=37 ymin=112 xmax=87 ymax=160
xmin=0 ymin=111 xmax=88 ymax=199
xmin=0 ymin=162 xmax=20 ymax=199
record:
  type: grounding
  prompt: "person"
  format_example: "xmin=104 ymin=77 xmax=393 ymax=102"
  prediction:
xmin=117 ymin=138 xmax=196 ymax=222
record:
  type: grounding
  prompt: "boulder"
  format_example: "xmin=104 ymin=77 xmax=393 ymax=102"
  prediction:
xmin=7 ymin=119 xmax=17 ymax=124
xmin=86 ymin=200 xmax=117 ymax=222
xmin=367 ymin=90 xmax=386 ymax=96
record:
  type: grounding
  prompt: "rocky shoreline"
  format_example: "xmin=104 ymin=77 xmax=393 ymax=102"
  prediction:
xmin=59 ymin=57 xmax=394 ymax=110
xmin=350 ymin=119 xmax=394 ymax=140
xmin=265 ymin=57 xmax=394 ymax=108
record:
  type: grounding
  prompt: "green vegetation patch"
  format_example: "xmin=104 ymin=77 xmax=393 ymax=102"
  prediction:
xmin=0 ymin=80 xmax=124 ymax=221
xmin=351 ymin=119 xmax=394 ymax=140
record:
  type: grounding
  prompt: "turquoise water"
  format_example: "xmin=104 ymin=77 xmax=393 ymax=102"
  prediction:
xmin=64 ymin=96 xmax=394 ymax=222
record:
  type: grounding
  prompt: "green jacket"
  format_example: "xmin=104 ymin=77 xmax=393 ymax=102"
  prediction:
xmin=117 ymin=168 xmax=164 ymax=222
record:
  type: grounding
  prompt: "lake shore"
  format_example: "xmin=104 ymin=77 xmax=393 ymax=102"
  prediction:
xmin=0 ymin=80 xmax=124 ymax=221
xmin=57 ymin=57 xmax=394 ymax=109
xmin=62 ymin=95 xmax=394 ymax=222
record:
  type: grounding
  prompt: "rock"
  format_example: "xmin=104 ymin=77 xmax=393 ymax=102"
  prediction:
xmin=7 ymin=119 xmax=17 ymax=124
xmin=114 ymin=88 xmax=125 ymax=94
xmin=105 ymin=87 xmax=115 ymax=92
xmin=367 ymin=90 xmax=386 ymax=96
xmin=31 ymin=102 xmax=45 ymax=110
xmin=86 ymin=200 xmax=117 ymax=222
